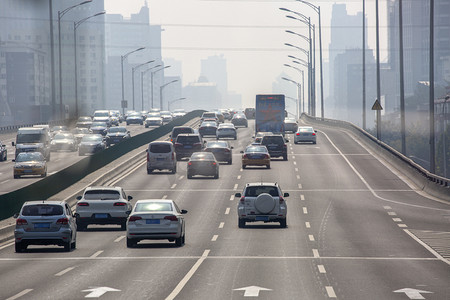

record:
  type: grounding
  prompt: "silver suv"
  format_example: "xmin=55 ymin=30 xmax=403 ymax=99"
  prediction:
xmin=235 ymin=182 xmax=289 ymax=228
xmin=147 ymin=141 xmax=177 ymax=174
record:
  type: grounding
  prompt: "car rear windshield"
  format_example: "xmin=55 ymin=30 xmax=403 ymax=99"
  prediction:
xmin=202 ymin=113 xmax=216 ymax=118
xmin=150 ymin=143 xmax=171 ymax=153
xmin=244 ymin=186 xmax=279 ymax=197
xmin=84 ymin=190 xmax=120 ymax=200
xmin=22 ymin=204 xmax=63 ymax=216
xmin=172 ymin=128 xmax=193 ymax=137
xmin=176 ymin=135 xmax=200 ymax=144
xmin=261 ymin=136 xmax=283 ymax=144
xmin=135 ymin=202 xmax=173 ymax=212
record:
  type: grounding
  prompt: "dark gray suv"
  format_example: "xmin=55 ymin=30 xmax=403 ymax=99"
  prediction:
xmin=260 ymin=134 xmax=289 ymax=161
xmin=174 ymin=133 xmax=204 ymax=161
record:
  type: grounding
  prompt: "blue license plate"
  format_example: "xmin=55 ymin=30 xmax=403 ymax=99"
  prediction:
xmin=95 ymin=214 xmax=108 ymax=218
xmin=184 ymin=145 xmax=192 ymax=149
xmin=146 ymin=219 xmax=160 ymax=224
xmin=157 ymin=157 xmax=165 ymax=161
xmin=34 ymin=223 xmax=50 ymax=228
xmin=24 ymin=170 xmax=33 ymax=173
xmin=255 ymin=216 xmax=269 ymax=221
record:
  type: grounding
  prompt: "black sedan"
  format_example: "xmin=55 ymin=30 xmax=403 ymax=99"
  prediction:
xmin=204 ymin=141 xmax=233 ymax=164
xmin=78 ymin=134 xmax=106 ymax=156
xmin=105 ymin=126 xmax=130 ymax=146
xmin=90 ymin=122 xmax=108 ymax=136
xmin=198 ymin=121 xmax=218 ymax=137
xmin=187 ymin=152 xmax=219 ymax=179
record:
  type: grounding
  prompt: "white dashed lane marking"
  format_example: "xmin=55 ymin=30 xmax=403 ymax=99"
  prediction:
xmin=303 ymin=207 xmax=308 ymax=214
xmin=233 ymin=184 xmax=238 ymax=190
xmin=225 ymin=208 xmax=230 ymax=215
xmin=398 ymin=224 xmax=408 ymax=228
xmin=55 ymin=267 xmax=75 ymax=276
xmin=114 ymin=236 xmax=125 ymax=243
xmin=305 ymin=222 xmax=311 ymax=228
xmin=6 ymin=289 xmax=33 ymax=300
xmin=171 ymin=184 xmax=177 ymax=189
xmin=326 ymin=286 xmax=337 ymax=298
xmin=179 ymin=175 xmax=184 ymax=180
xmin=237 ymin=175 xmax=241 ymax=180
xmin=388 ymin=212 xmax=397 ymax=216
xmin=312 ymin=249 xmax=320 ymax=258
xmin=219 ymin=222 xmax=224 ymax=229
xmin=300 ymin=195 xmax=305 ymax=201
xmin=293 ymin=161 xmax=297 ymax=165
xmin=230 ymin=194 xmax=234 ymax=201
xmin=295 ymin=168 xmax=299 ymax=172
xmin=211 ymin=235 xmax=218 ymax=241
xmin=309 ymin=235 xmax=315 ymax=241
xmin=296 ymin=175 xmax=300 ymax=180
xmin=162 ymin=195 xmax=168 ymax=199
xmin=298 ymin=183 xmax=302 ymax=189
xmin=392 ymin=218 xmax=402 ymax=222
xmin=90 ymin=250 xmax=103 ymax=258
xmin=383 ymin=206 xmax=392 ymax=210
xmin=318 ymin=265 xmax=326 ymax=273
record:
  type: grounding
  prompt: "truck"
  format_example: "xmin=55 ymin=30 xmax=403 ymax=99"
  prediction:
xmin=12 ymin=127 xmax=51 ymax=161
xmin=255 ymin=94 xmax=285 ymax=135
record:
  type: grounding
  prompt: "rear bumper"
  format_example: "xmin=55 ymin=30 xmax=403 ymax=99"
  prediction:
xmin=76 ymin=215 xmax=128 ymax=225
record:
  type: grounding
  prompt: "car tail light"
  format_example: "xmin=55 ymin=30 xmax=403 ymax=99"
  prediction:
xmin=129 ymin=216 xmax=142 ymax=222
xmin=193 ymin=142 xmax=202 ymax=147
xmin=164 ymin=215 xmax=178 ymax=221
xmin=147 ymin=151 xmax=150 ymax=162
xmin=114 ymin=202 xmax=127 ymax=206
xmin=77 ymin=202 xmax=89 ymax=206
xmin=279 ymin=197 xmax=285 ymax=204
xmin=172 ymin=152 xmax=175 ymax=160
xmin=283 ymin=144 xmax=287 ymax=148
xmin=175 ymin=143 xmax=182 ymax=147
xmin=16 ymin=218 xmax=28 ymax=225
xmin=240 ymin=196 xmax=245 ymax=203
xmin=188 ymin=162 xmax=192 ymax=166
xmin=296 ymin=133 xmax=300 ymax=136
xmin=56 ymin=218 xmax=69 ymax=225
xmin=312 ymin=133 xmax=316 ymax=136
xmin=212 ymin=162 xmax=217 ymax=166
xmin=243 ymin=154 xmax=248 ymax=159
xmin=225 ymin=149 xmax=230 ymax=152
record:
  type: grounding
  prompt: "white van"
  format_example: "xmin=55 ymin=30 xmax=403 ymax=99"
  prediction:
xmin=146 ymin=141 xmax=177 ymax=174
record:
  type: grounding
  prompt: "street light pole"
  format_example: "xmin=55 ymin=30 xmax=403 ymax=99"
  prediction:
xmin=49 ymin=0 xmax=56 ymax=120
xmin=284 ymin=63 xmax=307 ymax=114
xmin=429 ymin=0 xmax=435 ymax=173
xmin=160 ymin=80 xmax=179 ymax=111
xmin=151 ymin=66 xmax=171 ymax=109
xmin=58 ymin=0 xmax=92 ymax=120
xmin=168 ymin=97 xmax=186 ymax=112
xmin=74 ymin=11 xmax=105 ymax=118
xmin=282 ymin=77 xmax=301 ymax=119
xmin=121 ymin=47 xmax=145 ymax=114
xmin=376 ymin=0 xmax=381 ymax=140
xmin=140 ymin=64 xmax=161 ymax=109
xmin=132 ymin=60 xmax=155 ymax=110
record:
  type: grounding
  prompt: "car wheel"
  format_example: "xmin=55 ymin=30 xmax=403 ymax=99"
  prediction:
xmin=13 ymin=175 xmax=19 ymax=179
xmin=64 ymin=241 xmax=71 ymax=252
xmin=313 ymin=141 xmax=316 ymax=144
xmin=145 ymin=124 xmax=149 ymax=128
xmin=175 ymin=236 xmax=183 ymax=247
xmin=283 ymin=155 xmax=288 ymax=161
xmin=214 ymin=172 xmax=219 ymax=179
xmin=228 ymin=159 xmax=232 ymax=165
xmin=280 ymin=219 xmax=287 ymax=228
xmin=266 ymin=164 xmax=270 ymax=169
xmin=171 ymin=166 xmax=177 ymax=174
xmin=238 ymin=219 xmax=246 ymax=228
xmin=126 ymin=237 xmax=136 ymax=248
xmin=71 ymin=240 xmax=76 ymax=249
xmin=187 ymin=172 xmax=193 ymax=179
xmin=176 ymin=156 xmax=182 ymax=161
xmin=147 ymin=168 xmax=153 ymax=174
xmin=242 ymin=165 xmax=246 ymax=169
xmin=121 ymin=222 xmax=127 ymax=231
xmin=15 ymin=242 xmax=25 ymax=252
xmin=41 ymin=172 xmax=47 ymax=178
xmin=76 ymin=221 xmax=87 ymax=231
xmin=234 ymin=136 xmax=237 ymax=140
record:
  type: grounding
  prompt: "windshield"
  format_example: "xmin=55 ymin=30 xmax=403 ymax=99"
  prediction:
xmin=94 ymin=112 xmax=109 ymax=117
xmin=91 ymin=122 xmax=107 ymax=127
xmin=81 ymin=135 xmax=102 ymax=142
xmin=16 ymin=152 xmax=44 ymax=162
xmin=53 ymin=134 xmax=73 ymax=140
xmin=108 ymin=127 xmax=126 ymax=133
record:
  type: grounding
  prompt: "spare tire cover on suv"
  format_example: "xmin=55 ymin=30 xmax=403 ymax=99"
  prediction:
xmin=254 ymin=193 xmax=276 ymax=214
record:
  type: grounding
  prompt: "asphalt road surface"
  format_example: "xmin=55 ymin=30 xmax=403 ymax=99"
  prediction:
xmin=0 ymin=119 xmax=449 ymax=300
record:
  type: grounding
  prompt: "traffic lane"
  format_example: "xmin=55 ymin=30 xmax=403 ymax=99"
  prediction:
xmin=323 ymin=258 xmax=449 ymax=299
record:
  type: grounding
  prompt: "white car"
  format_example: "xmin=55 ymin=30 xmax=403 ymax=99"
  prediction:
xmin=235 ymin=182 xmax=289 ymax=228
xmin=75 ymin=186 xmax=133 ymax=231
xmin=294 ymin=126 xmax=317 ymax=144
xmin=126 ymin=199 xmax=187 ymax=247
xmin=160 ymin=111 xmax=173 ymax=123
xmin=145 ymin=116 xmax=163 ymax=128
xmin=216 ymin=123 xmax=237 ymax=140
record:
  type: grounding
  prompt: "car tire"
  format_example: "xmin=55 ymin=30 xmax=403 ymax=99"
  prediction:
xmin=175 ymin=235 xmax=183 ymax=247
xmin=238 ymin=219 xmax=246 ymax=228
xmin=15 ymin=242 xmax=25 ymax=252
xmin=228 ymin=159 xmax=232 ymax=165
xmin=242 ymin=165 xmax=246 ymax=169
xmin=187 ymin=172 xmax=193 ymax=179
xmin=126 ymin=237 xmax=136 ymax=248
xmin=64 ymin=241 xmax=71 ymax=252
xmin=214 ymin=172 xmax=219 ymax=179
xmin=283 ymin=154 xmax=288 ymax=161
xmin=41 ymin=172 xmax=47 ymax=177
xmin=266 ymin=164 xmax=270 ymax=169
xmin=313 ymin=141 xmax=316 ymax=144
xmin=145 ymin=124 xmax=149 ymax=128
xmin=147 ymin=168 xmax=153 ymax=174
xmin=280 ymin=219 xmax=287 ymax=228
xmin=71 ymin=240 xmax=76 ymax=249
xmin=76 ymin=221 xmax=87 ymax=231
xmin=234 ymin=136 xmax=237 ymax=140
xmin=14 ymin=175 xmax=19 ymax=179
xmin=171 ymin=166 xmax=177 ymax=174
xmin=121 ymin=222 xmax=127 ymax=231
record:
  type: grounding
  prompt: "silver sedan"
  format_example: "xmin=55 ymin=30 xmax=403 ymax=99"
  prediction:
xmin=126 ymin=199 xmax=187 ymax=247
xmin=294 ymin=126 xmax=317 ymax=144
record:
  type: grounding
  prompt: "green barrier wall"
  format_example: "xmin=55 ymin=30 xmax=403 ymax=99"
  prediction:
xmin=0 ymin=110 xmax=204 ymax=220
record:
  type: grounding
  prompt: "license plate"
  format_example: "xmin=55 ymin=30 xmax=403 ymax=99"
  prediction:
xmin=184 ymin=145 xmax=192 ymax=149
xmin=157 ymin=157 xmax=165 ymax=161
xmin=24 ymin=170 xmax=33 ymax=173
xmin=255 ymin=216 xmax=269 ymax=221
xmin=34 ymin=223 xmax=50 ymax=228
xmin=146 ymin=219 xmax=160 ymax=224
xmin=95 ymin=214 xmax=108 ymax=218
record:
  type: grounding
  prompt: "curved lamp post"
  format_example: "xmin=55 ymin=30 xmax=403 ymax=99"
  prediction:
xmin=168 ymin=97 xmax=186 ymax=112
xmin=141 ymin=64 xmax=162 ymax=111
xmin=282 ymin=77 xmax=301 ymax=119
xmin=74 ymin=11 xmax=105 ymax=117
xmin=160 ymin=80 xmax=179 ymax=111
xmin=151 ymin=66 xmax=171 ymax=109
xmin=121 ymin=47 xmax=145 ymax=114
xmin=284 ymin=63 xmax=307 ymax=115
xmin=58 ymin=0 xmax=92 ymax=119
xmin=132 ymin=60 xmax=155 ymax=110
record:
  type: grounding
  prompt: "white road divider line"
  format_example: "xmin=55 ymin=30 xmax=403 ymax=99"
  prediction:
xmin=179 ymin=175 xmax=184 ymax=180
xmin=392 ymin=218 xmax=402 ymax=222
xmin=303 ymin=207 xmax=308 ymax=214
xmin=55 ymin=266 xmax=75 ymax=276
xmin=0 ymin=242 xmax=14 ymax=250
xmin=6 ymin=289 xmax=33 ymax=300
xmin=300 ymin=195 xmax=305 ymax=201
xmin=165 ymin=249 xmax=210 ymax=300
xmin=293 ymin=161 xmax=297 ymax=165
xmin=318 ymin=265 xmax=326 ymax=273
xmin=225 ymin=208 xmax=230 ymax=215
xmin=309 ymin=235 xmax=315 ymax=241
xmin=326 ymin=286 xmax=337 ymax=298
xmin=219 ymin=222 xmax=224 ymax=229
xmin=237 ymin=175 xmax=241 ymax=180
xmin=295 ymin=168 xmax=298 ymax=172
xmin=162 ymin=195 xmax=168 ymax=199
xmin=211 ymin=235 xmax=218 ymax=242
xmin=230 ymin=194 xmax=234 ymax=201
xmin=171 ymin=184 xmax=177 ymax=189
xmin=383 ymin=206 xmax=392 ymax=210
xmin=0 ymin=180 xmax=10 ymax=185
xmin=398 ymin=224 xmax=408 ymax=228
xmin=233 ymin=184 xmax=238 ymax=190
xmin=388 ymin=212 xmax=397 ymax=216
xmin=292 ymin=156 xmax=296 ymax=159
xmin=114 ymin=236 xmax=125 ymax=243
xmin=90 ymin=250 xmax=103 ymax=258
xmin=298 ymin=183 xmax=303 ymax=189
xmin=296 ymin=175 xmax=301 ymax=180
xmin=312 ymin=249 xmax=320 ymax=258
xmin=305 ymin=222 xmax=311 ymax=228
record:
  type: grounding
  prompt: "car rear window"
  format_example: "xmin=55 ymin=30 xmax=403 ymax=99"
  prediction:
xmin=244 ymin=186 xmax=279 ymax=197
xmin=176 ymin=135 xmax=200 ymax=144
xmin=172 ymin=128 xmax=194 ymax=137
xmin=202 ymin=113 xmax=216 ymax=118
xmin=261 ymin=136 xmax=283 ymax=144
xmin=135 ymin=202 xmax=173 ymax=212
xmin=150 ymin=143 xmax=172 ymax=153
xmin=84 ymin=190 xmax=120 ymax=200
xmin=22 ymin=204 xmax=63 ymax=216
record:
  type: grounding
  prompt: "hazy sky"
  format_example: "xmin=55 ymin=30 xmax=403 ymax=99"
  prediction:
xmin=105 ymin=0 xmax=387 ymax=107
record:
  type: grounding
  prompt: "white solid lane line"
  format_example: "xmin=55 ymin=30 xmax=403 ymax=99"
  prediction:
xmin=165 ymin=249 xmax=210 ymax=300
xmin=114 ymin=236 xmax=125 ymax=243
xmin=318 ymin=265 xmax=326 ymax=273
xmin=6 ymin=289 xmax=33 ymax=300
xmin=90 ymin=250 xmax=103 ymax=258
xmin=0 ymin=242 xmax=14 ymax=250
xmin=225 ymin=208 xmax=230 ymax=215
xmin=326 ymin=286 xmax=337 ymax=298
xmin=55 ymin=266 xmax=75 ymax=276
xmin=1 ymin=180 xmax=10 ymax=185
xmin=211 ymin=235 xmax=218 ymax=242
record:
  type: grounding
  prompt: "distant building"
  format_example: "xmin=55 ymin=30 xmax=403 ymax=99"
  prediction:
xmin=183 ymin=76 xmax=221 ymax=111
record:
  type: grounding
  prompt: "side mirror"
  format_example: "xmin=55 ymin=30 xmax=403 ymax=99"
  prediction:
xmin=128 ymin=196 xmax=133 ymax=201
xmin=76 ymin=196 xmax=82 ymax=200
xmin=12 ymin=141 xmax=15 ymax=146
xmin=181 ymin=209 xmax=188 ymax=214
xmin=230 ymin=146 xmax=234 ymax=149
xmin=283 ymin=192 xmax=289 ymax=197
xmin=13 ymin=213 xmax=19 ymax=218
xmin=240 ymin=151 xmax=244 ymax=154
xmin=315 ymin=130 xmax=318 ymax=133
xmin=12 ymin=159 xmax=15 ymax=162
xmin=235 ymin=193 xmax=241 ymax=198
xmin=285 ymin=139 xmax=289 ymax=142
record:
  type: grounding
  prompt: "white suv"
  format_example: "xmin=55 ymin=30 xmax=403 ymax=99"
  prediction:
xmin=75 ymin=186 xmax=133 ymax=231
xmin=235 ymin=182 xmax=289 ymax=228
xmin=147 ymin=141 xmax=177 ymax=174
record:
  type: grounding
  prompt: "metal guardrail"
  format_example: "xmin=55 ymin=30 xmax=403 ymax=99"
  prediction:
xmin=302 ymin=114 xmax=449 ymax=200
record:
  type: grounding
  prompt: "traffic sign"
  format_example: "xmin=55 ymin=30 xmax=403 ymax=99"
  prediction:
xmin=372 ymin=99 xmax=383 ymax=110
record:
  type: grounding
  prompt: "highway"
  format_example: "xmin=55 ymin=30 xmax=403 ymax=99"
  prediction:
xmin=0 ymin=119 xmax=449 ymax=300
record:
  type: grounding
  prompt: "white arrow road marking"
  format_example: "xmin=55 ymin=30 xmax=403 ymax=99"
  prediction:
xmin=393 ymin=288 xmax=433 ymax=299
xmin=82 ymin=287 xmax=120 ymax=298
xmin=234 ymin=286 xmax=273 ymax=297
